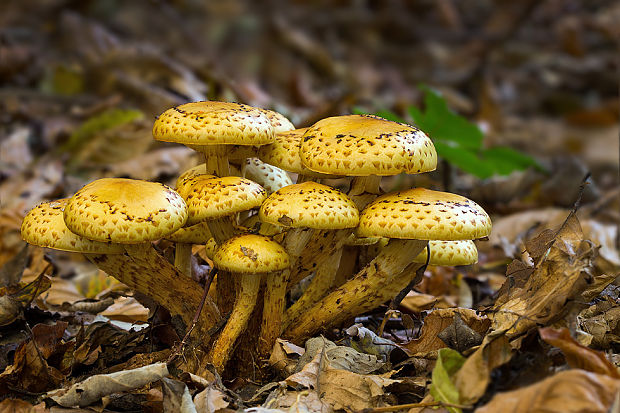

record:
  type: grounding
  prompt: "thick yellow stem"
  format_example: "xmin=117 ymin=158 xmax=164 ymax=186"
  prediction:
xmin=208 ymin=274 xmax=261 ymax=372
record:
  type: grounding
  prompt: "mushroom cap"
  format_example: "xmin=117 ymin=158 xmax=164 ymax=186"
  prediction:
xmin=213 ymin=234 xmax=290 ymax=274
xmin=204 ymin=237 xmax=218 ymax=260
xmin=260 ymin=109 xmax=295 ymax=133
xmin=175 ymin=165 xmax=215 ymax=199
xmin=300 ymin=114 xmax=437 ymax=176
xmin=413 ymin=240 xmax=478 ymax=266
xmin=258 ymin=128 xmax=333 ymax=178
xmin=259 ymin=181 xmax=359 ymax=229
xmin=184 ymin=176 xmax=267 ymax=225
xmin=165 ymin=221 xmax=212 ymax=244
xmin=357 ymin=188 xmax=491 ymax=240
xmin=64 ymin=178 xmax=188 ymax=243
xmin=243 ymin=158 xmax=293 ymax=195
xmin=21 ymin=199 xmax=124 ymax=254
xmin=153 ymin=101 xmax=275 ymax=146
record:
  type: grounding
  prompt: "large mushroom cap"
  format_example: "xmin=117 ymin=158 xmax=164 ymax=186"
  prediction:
xmin=153 ymin=101 xmax=275 ymax=146
xmin=213 ymin=234 xmax=290 ymax=274
xmin=21 ymin=199 xmax=124 ymax=253
xmin=300 ymin=114 xmax=437 ymax=176
xmin=165 ymin=221 xmax=213 ymax=244
xmin=259 ymin=181 xmax=359 ymax=229
xmin=64 ymin=178 xmax=188 ymax=243
xmin=413 ymin=240 xmax=478 ymax=265
xmin=357 ymin=188 xmax=491 ymax=240
xmin=184 ymin=176 xmax=267 ymax=225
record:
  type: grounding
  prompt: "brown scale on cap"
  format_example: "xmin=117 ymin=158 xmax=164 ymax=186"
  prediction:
xmin=259 ymin=181 xmax=359 ymax=230
xmin=357 ymin=188 xmax=492 ymax=240
xmin=64 ymin=178 xmax=188 ymax=244
xmin=21 ymin=199 xmax=124 ymax=254
xmin=414 ymin=240 xmax=478 ymax=265
xmin=213 ymin=234 xmax=290 ymax=274
xmin=258 ymin=128 xmax=331 ymax=178
xmin=243 ymin=158 xmax=293 ymax=195
xmin=153 ymin=101 xmax=275 ymax=146
xmin=300 ymin=115 xmax=437 ymax=176
xmin=184 ymin=176 xmax=267 ymax=226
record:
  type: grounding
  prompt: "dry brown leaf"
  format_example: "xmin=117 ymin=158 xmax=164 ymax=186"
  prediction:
xmin=580 ymin=304 xmax=620 ymax=349
xmin=453 ymin=331 xmax=512 ymax=404
xmin=490 ymin=213 xmax=595 ymax=337
xmin=100 ymin=296 xmax=149 ymax=323
xmin=404 ymin=308 xmax=490 ymax=356
xmin=194 ymin=385 xmax=230 ymax=413
xmin=286 ymin=351 xmax=398 ymax=411
xmin=0 ymin=398 xmax=48 ymax=412
xmin=475 ymin=369 xmax=620 ymax=413
xmin=48 ymin=362 xmax=169 ymax=407
xmin=540 ymin=327 xmax=620 ymax=378
xmin=105 ymin=147 xmax=198 ymax=181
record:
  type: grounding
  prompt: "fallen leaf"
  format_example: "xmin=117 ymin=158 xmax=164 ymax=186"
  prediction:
xmin=286 ymin=349 xmax=398 ymax=411
xmin=429 ymin=348 xmax=466 ymax=413
xmin=404 ymin=309 xmax=490 ymax=356
xmin=437 ymin=314 xmax=483 ymax=353
xmin=100 ymin=296 xmax=149 ymax=323
xmin=194 ymin=385 xmax=230 ymax=413
xmin=161 ymin=377 xmax=196 ymax=413
xmin=48 ymin=362 xmax=169 ymax=407
xmin=540 ymin=327 xmax=620 ymax=378
xmin=0 ymin=398 xmax=48 ymax=412
xmin=295 ymin=337 xmax=385 ymax=375
xmin=475 ymin=369 xmax=620 ymax=413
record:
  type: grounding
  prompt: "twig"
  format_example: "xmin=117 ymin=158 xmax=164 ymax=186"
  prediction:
xmin=357 ymin=400 xmax=473 ymax=413
xmin=167 ymin=267 xmax=218 ymax=364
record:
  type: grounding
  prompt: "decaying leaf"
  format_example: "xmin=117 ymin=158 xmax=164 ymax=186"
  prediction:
xmin=194 ymin=385 xmax=230 ymax=413
xmin=48 ymin=362 xmax=169 ymax=407
xmin=161 ymin=377 xmax=196 ymax=413
xmin=286 ymin=347 xmax=398 ymax=411
xmin=540 ymin=327 xmax=620 ymax=378
xmin=476 ymin=369 xmax=620 ymax=413
xmin=490 ymin=213 xmax=596 ymax=337
xmin=345 ymin=324 xmax=398 ymax=359
xmin=404 ymin=308 xmax=490 ymax=356
xmin=295 ymin=337 xmax=385 ymax=375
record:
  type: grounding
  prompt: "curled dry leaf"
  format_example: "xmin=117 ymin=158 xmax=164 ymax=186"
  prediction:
xmin=193 ymin=385 xmax=230 ymax=413
xmin=48 ymin=362 xmax=169 ymax=407
xmin=475 ymin=369 xmax=620 ymax=413
xmin=539 ymin=327 xmax=620 ymax=378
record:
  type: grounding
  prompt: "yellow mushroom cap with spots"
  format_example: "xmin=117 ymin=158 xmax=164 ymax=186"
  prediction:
xmin=184 ymin=176 xmax=267 ymax=225
xmin=413 ymin=240 xmax=478 ymax=266
xmin=213 ymin=234 xmax=290 ymax=274
xmin=64 ymin=178 xmax=188 ymax=244
xmin=153 ymin=101 xmax=275 ymax=146
xmin=357 ymin=188 xmax=491 ymax=240
xmin=21 ymin=199 xmax=124 ymax=254
xmin=175 ymin=167 xmax=216 ymax=200
xmin=258 ymin=128 xmax=333 ymax=178
xmin=243 ymin=158 xmax=293 ymax=195
xmin=260 ymin=109 xmax=295 ymax=133
xmin=259 ymin=181 xmax=359 ymax=229
xmin=300 ymin=114 xmax=437 ymax=176
xmin=165 ymin=221 xmax=212 ymax=244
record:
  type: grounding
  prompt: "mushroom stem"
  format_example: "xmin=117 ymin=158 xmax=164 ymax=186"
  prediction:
xmin=207 ymin=273 xmax=261 ymax=372
xmin=283 ymin=239 xmax=427 ymax=343
xmin=202 ymin=145 xmax=230 ymax=177
xmin=348 ymin=175 xmax=382 ymax=210
xmin=88 ymin=243 xmax=222 ymax=337
xmin=283 ymin=245 xmax=343 ymax=330
xmin=174 ymin=243 xmax=193 ymax=278
xmin=258 ymin=228 xmax=314 ymax=356
xmin=207 ymin=216 xmax=239 ymax=314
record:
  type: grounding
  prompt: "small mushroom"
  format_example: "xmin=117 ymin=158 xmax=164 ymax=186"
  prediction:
xmin=208 ymin=234 xmax=290 ymax=372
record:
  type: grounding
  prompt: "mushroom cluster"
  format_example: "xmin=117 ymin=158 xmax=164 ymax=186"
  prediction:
xmin=21 ymin=101 xmax=492 ymax=375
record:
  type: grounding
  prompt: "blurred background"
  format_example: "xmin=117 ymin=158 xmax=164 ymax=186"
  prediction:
xmin=1 ymin=0 xmax=619 ymax=267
